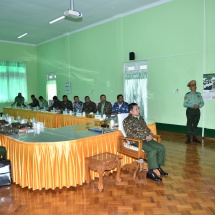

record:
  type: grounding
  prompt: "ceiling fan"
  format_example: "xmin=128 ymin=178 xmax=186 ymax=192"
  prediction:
xmin=49 ymin=0 xmax=82 ymax=24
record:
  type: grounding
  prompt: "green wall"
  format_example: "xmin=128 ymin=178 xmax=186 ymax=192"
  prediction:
xmin=37 ymin=0 xmax=215 ymax=132
xmin=0 ymin=42 xmax=38 ymax=111
xmin=1 ymin=0 xmax=214 ymax=135
xmin=37 ymin=21 xmax=124 ymax=101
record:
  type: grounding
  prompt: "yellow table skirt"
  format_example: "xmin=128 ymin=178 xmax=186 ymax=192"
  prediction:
xmin=3 ymin=108 xmax=96 ymax=128
xmin=0 ymin=131 xmax=135 ymax=190
xmin=2 ymin=108 xmax=158 ymax=190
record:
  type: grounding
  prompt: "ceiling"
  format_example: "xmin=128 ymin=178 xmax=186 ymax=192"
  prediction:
xmin=0 ymin=0 xmax=170 ymax=46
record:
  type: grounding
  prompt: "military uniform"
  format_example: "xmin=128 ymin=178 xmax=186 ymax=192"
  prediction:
xmin=123 ymin=114 xmax=166 ymax=169
xmin=0 ymin=124 xmax=19 ymax=135
xmin=29 ymin=98 xmax=40 ymax=107
xmin=50 ymin=100 xmax=62 ymax=110
xmin=82 ymin=101 xmax=97 ymax=114
xmin=183 ymin=80 xmax=204 ymax=143
xmin=11 ymin=96 xmax=25 ymax=106
xmin=97 ymin=101 xmax=112 ymax=115
xmin=61 ymin=100 xmax=73 ymax=111
xmin=0 ymin=120 xmax=32 ymax=135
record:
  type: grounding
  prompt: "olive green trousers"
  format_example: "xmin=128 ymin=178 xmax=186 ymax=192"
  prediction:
xmin=186 ymin=108 xmax=200 ymax=136
xmin=142 ymin=140 xmax=166 ymax=169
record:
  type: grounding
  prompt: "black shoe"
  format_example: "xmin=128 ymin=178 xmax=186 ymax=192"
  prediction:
xmin=193 ymin=136 xmax=201 ymax=143
xmin=185 ymin=139 xmax=191 ymax=144
xmin=185 ymin=135 xmax=191 ymax=144
xmin=157 ymin=168 xmax=168 ymax=176
xmin=146 ymin=172 xmax=162 ymax=182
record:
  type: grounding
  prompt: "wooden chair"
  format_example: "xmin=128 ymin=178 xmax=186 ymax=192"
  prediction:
xmin=117 ymin=113 xmax=161 ymax=178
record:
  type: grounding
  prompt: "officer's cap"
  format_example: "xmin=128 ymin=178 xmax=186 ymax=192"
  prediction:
xmin=187 ymin=80 xmax=196 ymax=87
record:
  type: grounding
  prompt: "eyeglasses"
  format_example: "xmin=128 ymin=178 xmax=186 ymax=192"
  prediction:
xmin=190 ymin=84 xmax=196 ymax=87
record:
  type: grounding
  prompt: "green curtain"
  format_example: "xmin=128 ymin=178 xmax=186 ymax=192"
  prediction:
xmin=0 ymin=61 xmax=27 ymax=102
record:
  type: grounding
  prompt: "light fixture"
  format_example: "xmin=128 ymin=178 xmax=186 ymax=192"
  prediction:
xmin=18 ymin=33 xmax=28 ymax=39
xmin=49 ymin=16 xmax=65 ymax=24
xmin=49 ymin=0 xmax=82 ymax=24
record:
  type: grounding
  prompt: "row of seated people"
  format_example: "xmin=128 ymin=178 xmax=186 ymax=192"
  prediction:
xmin=10 ymin=96 xmax=169 ymax=183
xmin=11 ymin=93 xmax=129 ymax=115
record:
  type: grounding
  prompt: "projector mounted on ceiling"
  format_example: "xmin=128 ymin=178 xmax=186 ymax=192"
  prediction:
xmin=65 ymin=0 xmax=82 ymax=19
xmin=49 ymin=0 xmax=82 ymax=24
xmin=64 ymin=9 xmax=82 ymax=19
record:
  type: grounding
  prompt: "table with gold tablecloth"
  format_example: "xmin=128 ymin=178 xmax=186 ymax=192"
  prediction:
xmin=0 ymin=121 xmax=157 ymax=190
xmin=3 ymin=108 xmax=96 ymax=128
xmin=0 ymin=127 xmax=132 ymax=190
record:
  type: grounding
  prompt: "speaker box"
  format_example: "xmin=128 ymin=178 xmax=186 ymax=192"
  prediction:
xmin=129 ymin=52 xmax=135 ymax=60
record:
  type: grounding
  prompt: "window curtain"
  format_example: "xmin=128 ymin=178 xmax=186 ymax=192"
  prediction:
xmin=46 ymin=80 xmax=57 ymax=100
xmin=0 ymin=61 xmax=27 ymax=102
xmin=124 ymin=65 xmax=148 ymax=118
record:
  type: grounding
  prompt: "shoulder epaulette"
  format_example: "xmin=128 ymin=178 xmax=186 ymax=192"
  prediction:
xmin=185 ymin=92 xmax=190 ymax=95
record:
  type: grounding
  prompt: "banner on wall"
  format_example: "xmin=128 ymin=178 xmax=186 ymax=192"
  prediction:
xmin=203 ymin=73 xmax=215 ymax=100
xmin=65 ymin=81 xmax=71 ymax=94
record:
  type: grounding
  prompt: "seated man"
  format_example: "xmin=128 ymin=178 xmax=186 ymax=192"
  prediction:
xmin=97 ymin=94 xmax=112 ymax=116
xmin=112 ymin=94 xmax=129 ymax=115
xmin=73 ymin=96 xmax=83 ymax=113
xmin=38 ymin=96 xmax=48 ymax=110
xmin=11 ymin=92 xmax=26 ymax=107
xmin=0 ymin=120 xmax=28 ymax=135
xmin=82 ymin=96 xmax=97 ymax=114
xmin=49 ymin=96 xmax=61 ymax=111
xmin=123 ymin=103 xmax=168 ymax=182
xmin=29 ymin=95 xmax=39 ymax=107
xmin=60 ymin=95 xmax=73 ymax=111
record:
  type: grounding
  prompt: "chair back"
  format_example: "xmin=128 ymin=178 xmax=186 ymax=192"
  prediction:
xmin=0 ymin=146 xmax=7 ymax=160
xmin=118 ymin=113 xmax=129 ymax=137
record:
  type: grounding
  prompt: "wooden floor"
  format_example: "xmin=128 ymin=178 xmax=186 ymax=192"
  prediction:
xmin=1 ymin=131 xmax=215 ymax=215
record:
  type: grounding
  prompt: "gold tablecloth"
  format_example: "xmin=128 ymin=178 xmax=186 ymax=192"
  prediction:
xmin=3 ymin=108 xmax=96 ymax=128
xmin=0 ymin=130 xmax=136 ymax=190
xmin=1 ymin=108 xmax=157 ymax=190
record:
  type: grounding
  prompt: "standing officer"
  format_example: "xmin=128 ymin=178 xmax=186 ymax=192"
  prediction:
xmin=11 ymin=93 xmax=25 ymax=107
xmin=183 ymin=80 xmax=204 ymax=144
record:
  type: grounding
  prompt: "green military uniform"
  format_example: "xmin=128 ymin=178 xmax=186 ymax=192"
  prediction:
xmin=0 ymin=120 xmax=20 ymax=134
xmin=183 ymin=92 xmax=204 ymax=137
xmin=29 ymin=98 xmax=40 ymax=107
xmin=0 ymin=120 xmax=32 ymax=136
xmin=61 ymin=100 xmax=73 ymax=111
xmin=50 ymin=100 xmax=62 ymax=110
xmin=97 ymin=101 xmax=112 ymax=115
xmin=123 ymin=114 xmax=166 ymax=169
xmin=83 ymin=101 xmax=97 ymax=114
xmin=11 ymin=95 xmax=25 ymax=106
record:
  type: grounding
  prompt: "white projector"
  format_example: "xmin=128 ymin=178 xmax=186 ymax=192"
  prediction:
xmin=64 ymin=9 xmax=82 ymax=18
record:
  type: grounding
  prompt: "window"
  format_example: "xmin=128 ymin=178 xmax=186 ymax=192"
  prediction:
xmin=0 ymin=61 xmax=27 ymax=102
xmin=124 ymin=61 xmax=148 ymax=118
xmin=46 ymin=73 xmax=57 ymax=102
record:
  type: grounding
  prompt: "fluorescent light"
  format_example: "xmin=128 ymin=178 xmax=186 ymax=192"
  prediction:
xmin=18 ymin=33 xmax=28 ymax=39
xmin=49 ymin=16 xmax=65 ymax=24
